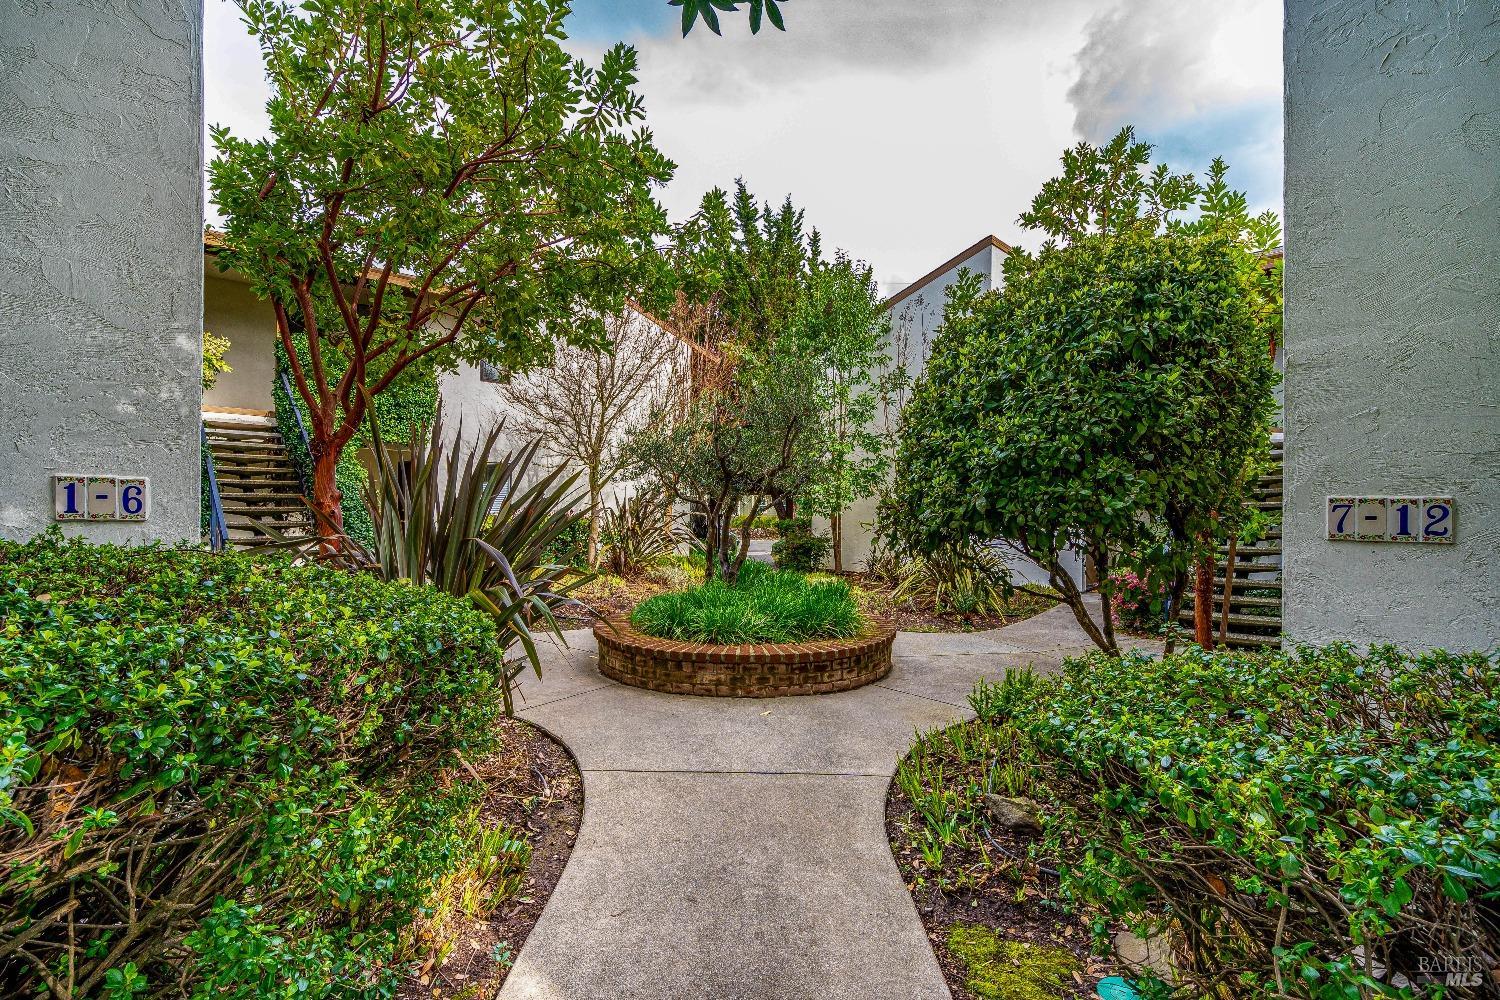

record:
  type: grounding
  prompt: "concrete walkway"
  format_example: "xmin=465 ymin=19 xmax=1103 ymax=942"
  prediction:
xmin=499 ymin=602 xmax=1146 ymax=1000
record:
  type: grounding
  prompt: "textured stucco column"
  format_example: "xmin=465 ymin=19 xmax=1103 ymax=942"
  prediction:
xmin=0 ymin=0 xmax=205 ymax=544
xmin=1282 ymin=1 xmax=1499 ymax=650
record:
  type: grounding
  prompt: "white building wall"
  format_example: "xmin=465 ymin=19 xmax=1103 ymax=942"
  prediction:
xmin=1282 ymin=0 xmax=1499 ymax=652
xmin=0 ymin=0 xmax=204 ymax=544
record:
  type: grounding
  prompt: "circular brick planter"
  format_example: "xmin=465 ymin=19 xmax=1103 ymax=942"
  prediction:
xmin=593 ymin=616 xmax=896 ymax=698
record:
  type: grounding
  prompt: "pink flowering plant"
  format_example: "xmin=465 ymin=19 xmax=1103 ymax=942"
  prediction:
xmin=1108 ymin=568 xmax=1170 ymax=632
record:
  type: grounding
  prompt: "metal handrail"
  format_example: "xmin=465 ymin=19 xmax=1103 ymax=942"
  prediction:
xmin=278 ymin=369 xmax=314 ymax=497
xmin=201 ymin=423 xmax=230 ymax=553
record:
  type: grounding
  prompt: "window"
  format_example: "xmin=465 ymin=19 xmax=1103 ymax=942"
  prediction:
xmin=479 ymin=360 xmax=502 ymax=384
xmin=485 ymin=465 xmax=511 ymax=516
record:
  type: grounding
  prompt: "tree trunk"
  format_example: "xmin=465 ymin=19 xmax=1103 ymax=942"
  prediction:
xmin=773 ymin=493 xmax=795 ymax=522
xmin=587 ymin=479 xmax=602 ymax=569
xmin=311 ymin=444 xmax=345 ymax=543
xmin=1193 ymin=551 xmax=1215 ymax=648
xmin=831 ymin=511 xmax=844 ymax=573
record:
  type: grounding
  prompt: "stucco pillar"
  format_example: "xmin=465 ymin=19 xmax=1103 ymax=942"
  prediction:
xmin=1282 ymin=0 xmax=1498 ymax=650
xmin=0 ymin=0 xmax=205 ymax=544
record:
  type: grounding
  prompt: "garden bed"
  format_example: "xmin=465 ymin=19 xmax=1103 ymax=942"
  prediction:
xmin=396 ymin=717 xmax=582 ymax=999
xmin=594 ymin=614 xmax=895 ymax=697
xmin=885 ymin=717 xmax=1122 ymax=1000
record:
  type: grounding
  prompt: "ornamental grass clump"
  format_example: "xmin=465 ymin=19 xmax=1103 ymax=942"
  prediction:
xmin=0 ymin=531 xmax=512 ymax=998
xmin=972 ymin=645 xmax=1500 ymax=998
xmin=629 ymin=561 xmax=864 ymax=645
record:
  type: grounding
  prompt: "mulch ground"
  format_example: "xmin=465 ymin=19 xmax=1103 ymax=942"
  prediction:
xmin=886 ymin=768 xmax=1123 ymax=999
xmin=397 ymin=717 xmax=583 ymax=1000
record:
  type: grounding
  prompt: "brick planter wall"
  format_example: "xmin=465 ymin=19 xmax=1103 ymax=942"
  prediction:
xmin=593 ymin=616 xmax=896 ymax=698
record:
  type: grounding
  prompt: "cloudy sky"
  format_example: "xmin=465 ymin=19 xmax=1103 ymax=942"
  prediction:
xmin=204 ymin=0 xmax=1282 ymax=295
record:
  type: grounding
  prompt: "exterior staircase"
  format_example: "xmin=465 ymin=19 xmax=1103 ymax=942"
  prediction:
xmin=1179 ymin=439 xmax=1285 ymax=649
xmin=202 ymin=413 xmax=314 ymax=549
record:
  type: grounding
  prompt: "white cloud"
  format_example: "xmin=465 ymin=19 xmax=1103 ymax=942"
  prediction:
xmin=201 ymin=1 xmax=1284 ymax=289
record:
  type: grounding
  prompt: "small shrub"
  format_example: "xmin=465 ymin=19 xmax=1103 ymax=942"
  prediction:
xmin=0 ymin=531 xmax=510 ymax=998
xmin=771 ymin=517 xmax=831 ymax=572
xmin=986 ymin=644 xmax=1500 ymax=996
xmin=1106 ymin=568 xmax=1170 ymax=632
xmin=890 ymin=542 xmax=1013 ymax=617
xmin=629 ymin=561 xmax=863 ymax=645
xmin=601 ymin=492 xmax=689 ymax=578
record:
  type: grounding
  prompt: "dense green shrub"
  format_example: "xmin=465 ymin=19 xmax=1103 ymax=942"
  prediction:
xmin=771 ymin=517 xmax=831 ymax=572
xmin=972 ymin=646 xmax=1500 ymax=997
xmin=630 ymin=561 xmax=862 ymax=644
xmin=0 ymin=531 xmax=509 ymax=998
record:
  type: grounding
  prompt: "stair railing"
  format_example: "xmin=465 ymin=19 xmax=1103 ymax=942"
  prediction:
xmin=279 ymin=370 xmax=315 ymax=498
xmin=201 ymin=423 xmax=230 ymax=553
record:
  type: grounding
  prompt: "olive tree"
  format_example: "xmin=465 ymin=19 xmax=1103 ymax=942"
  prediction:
xmin=885 ymin=229 xmax=1276 ymax=656
xmin=209 ymin=0 xmax=673 ymax=540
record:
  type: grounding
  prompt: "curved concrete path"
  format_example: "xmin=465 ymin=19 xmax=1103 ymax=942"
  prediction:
xmin=499 ymin=602 xmax=1154 ymax=1000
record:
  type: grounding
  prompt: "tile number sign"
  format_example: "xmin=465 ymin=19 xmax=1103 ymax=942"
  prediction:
xmin=1327 ymin=496 xmax=1453 ymax=544
xmin=54 ymin=476 xmax=149 ymax=522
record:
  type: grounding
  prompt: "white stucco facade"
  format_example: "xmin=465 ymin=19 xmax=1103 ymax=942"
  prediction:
xmin=0 ymin=0 xmax=204 ymax=544
xmin=1282 ymin=0 xmax=1499 ymax=651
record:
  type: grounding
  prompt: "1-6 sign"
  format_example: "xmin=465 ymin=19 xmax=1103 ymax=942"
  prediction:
xmin=54 ymin=476 xmax=149 ymax=522
xmin=1327 ymin=496 xmax=1453 ymax=544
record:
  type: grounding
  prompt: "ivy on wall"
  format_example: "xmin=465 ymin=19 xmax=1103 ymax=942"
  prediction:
xmin=273 ymin=335 xmax=439 ymax=547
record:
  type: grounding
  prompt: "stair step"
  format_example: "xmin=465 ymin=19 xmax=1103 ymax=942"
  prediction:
xmin=1219 ymin=545 xmax=1281 ymax=558
xmin=1217 ymin=632 xmax=1283 ymax=649
xmin=210 ymin=452 xmax=291 ymax=465
xmin=1212 ymin=577 xmax=1282 ymax=591
xmin=208 ymin=439 xmax=286 ymax=453
xmin=222 ymin=504 xmax=308 ymax=516
xmin=218 ymin=491 xmax=305 ymax=504
xmin=213 ymin=479 xmax=300 ymax=491
xmin=1184 ymin=594 xmax=1282 ymax=609
xmin=206 ymin=425 xmax=283 ymax=442
xmin=1178 ymin=609 xmax=1283 ymax=630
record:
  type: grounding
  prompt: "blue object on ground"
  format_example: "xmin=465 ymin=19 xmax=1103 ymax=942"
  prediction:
xmin=1096 ymin=976 xmax=1141 ymax=1000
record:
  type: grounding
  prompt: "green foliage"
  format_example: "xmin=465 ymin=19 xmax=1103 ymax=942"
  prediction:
xmin=888 ymin=128 xmax=1280 ymax=655
xmin=985 ymin=645 xmax=1500 ymax=997
xmin=885 ymin=542 xmax=1016 ymax=618
xmin=672 ymin=0 xmax=786 ymax=36
xmin=630 ymin=561 xmax=862 ymax=644
xmin=211 ymin=0 xmax=673 ymax=534
xmin=201 ymin=331 xmax=232 ymax=391
xmin=634 ymin=182 xmax=885 ymax=584
xmin=770 ymin=516 xmax=830 ymax=572
xmin=601 ymin=491 xmax=689 ymax=579
xmin=887 ymin=229 xmax=1275 ymax=654
xmin=946 ymin=925 xmax=1081 ymax=1000
xmin=541 ymin=518 xmax=590 ymax=571
xmin=0 ymin=530 xmax=509 ymax=997
xmin=279 ymin=409 xmax=591 ymax=716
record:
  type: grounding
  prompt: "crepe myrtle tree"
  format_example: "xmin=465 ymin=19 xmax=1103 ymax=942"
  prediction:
xmin=210 ymin=0 xmax=674 ymax=540
xmin=885 ymin=229 xmax=1276 ymax=657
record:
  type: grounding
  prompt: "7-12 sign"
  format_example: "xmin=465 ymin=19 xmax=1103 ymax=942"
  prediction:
xmin=1327 ymin=496 xmax=1453 ymax=544
xmin=54 ymin=476 xmax=149 ymax=522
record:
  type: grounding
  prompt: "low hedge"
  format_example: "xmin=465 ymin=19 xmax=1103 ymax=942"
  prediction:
xmin=0 ymin=531 xmax=508 ymax=998
xmin=973 ymin=645 xmax=1500 ymax=997
xmin=630 ymin=561 xmax=862 ymax=645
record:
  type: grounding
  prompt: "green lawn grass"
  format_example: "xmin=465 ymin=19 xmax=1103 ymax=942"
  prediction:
xmin=629 ymin=561 xmax=865 ymax=645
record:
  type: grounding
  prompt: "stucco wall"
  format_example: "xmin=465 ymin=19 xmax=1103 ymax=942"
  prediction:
xmin=1283 ymin=0 xmax=1499 ymax=651
xmin=0 ymin=0 xmax=204 ymax=545
xmin=203 ymin=268 xmax=278 ymax=412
